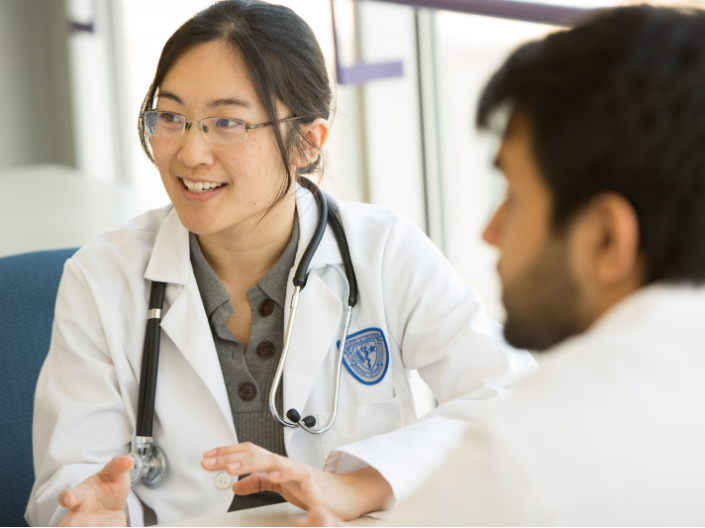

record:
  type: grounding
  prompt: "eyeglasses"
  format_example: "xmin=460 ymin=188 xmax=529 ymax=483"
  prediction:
xmin=141 ymin=111 xmax=303 ymax=145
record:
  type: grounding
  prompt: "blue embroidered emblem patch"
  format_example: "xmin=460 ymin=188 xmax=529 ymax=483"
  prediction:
xmin=338 ymin=328 xmax=389 ymax=385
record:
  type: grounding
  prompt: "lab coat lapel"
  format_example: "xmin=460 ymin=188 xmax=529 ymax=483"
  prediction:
xmin=283 ymin=185 xmax=344 ymax=448
xmin=144 ymin=208 xmax=236 ymax=438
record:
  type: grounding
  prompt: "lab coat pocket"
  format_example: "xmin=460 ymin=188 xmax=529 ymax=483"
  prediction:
xmin=317 ymin=394 xmax=403 ymax=462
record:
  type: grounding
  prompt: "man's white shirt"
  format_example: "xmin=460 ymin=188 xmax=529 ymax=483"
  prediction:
xmin=395 ymin=283 xmax=705 ymax=526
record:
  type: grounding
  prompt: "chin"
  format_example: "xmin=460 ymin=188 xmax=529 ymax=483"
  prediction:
xmin=173 ymin=206 xmax=223 ymax=236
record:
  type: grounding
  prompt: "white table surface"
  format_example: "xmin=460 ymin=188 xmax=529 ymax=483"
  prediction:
xmin=159 ymin=502 xmax=389 ymax=527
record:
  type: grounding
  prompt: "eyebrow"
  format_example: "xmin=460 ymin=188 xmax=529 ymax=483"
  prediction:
xmin=157 ymin=91 xmax=253 ymax=110
xmin=157 ymin=91 xmax=183 ymax=105
xmin=208 ymin=97 xmax=253 ymax=110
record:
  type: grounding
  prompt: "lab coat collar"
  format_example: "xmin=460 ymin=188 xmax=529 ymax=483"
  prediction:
xmin=143 ymin=186 xmax=343 ymax=284
xmin=144 ymin=206 xmax=191 ymax=285
xmin=142 ymin=207 xmax=235 ymax=438
xmin=549 ymin=282 xmax=705 ymax=357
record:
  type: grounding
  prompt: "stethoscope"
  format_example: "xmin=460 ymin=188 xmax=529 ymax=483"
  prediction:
xmin=129 ymin=179 xmax=358 ymax=488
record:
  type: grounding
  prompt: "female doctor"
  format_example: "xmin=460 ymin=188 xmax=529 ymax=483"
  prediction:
xmin=26 ymin=1 xmax=536 ymax=526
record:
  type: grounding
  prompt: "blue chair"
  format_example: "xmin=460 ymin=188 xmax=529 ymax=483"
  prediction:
xmin=0 ymin=248 xmax=78 ymax=527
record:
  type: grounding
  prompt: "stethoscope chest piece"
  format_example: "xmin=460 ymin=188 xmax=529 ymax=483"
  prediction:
xmin=129 ymin=436 xmax=168 ymax=488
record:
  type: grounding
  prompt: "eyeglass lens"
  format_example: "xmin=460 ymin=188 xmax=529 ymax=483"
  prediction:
xmin=143 ymin=111 xmax=247 ymax=145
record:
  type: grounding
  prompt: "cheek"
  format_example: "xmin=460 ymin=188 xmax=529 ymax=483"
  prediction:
xmin=221 ymin=137 xmax=286 ymax=189
xmin=500 ymin=207 xmax=550 ymax=282
xmin=151 ymin=139 xmax=178 ymax=179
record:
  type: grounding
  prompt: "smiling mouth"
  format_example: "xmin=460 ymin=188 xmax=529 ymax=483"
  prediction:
xmin=180 ymin=177 xmax=226 ymax=194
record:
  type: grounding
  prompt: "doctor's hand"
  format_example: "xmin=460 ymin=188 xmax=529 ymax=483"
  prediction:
xmin=202 ymin=443 xmax=393 ymax=521
xmin=295 ymin=505 xmax=344 ymax=527
xmin=57 ymin=455 xmax=134 ymax=527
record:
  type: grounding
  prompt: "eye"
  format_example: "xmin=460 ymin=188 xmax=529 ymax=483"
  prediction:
xmin=215 ymin=118 xmax=238 ymax=128
xmin=210 ymin=118 xmax=245 ymax=138
xmin=160 ymin=112 xmax=180 ymax=123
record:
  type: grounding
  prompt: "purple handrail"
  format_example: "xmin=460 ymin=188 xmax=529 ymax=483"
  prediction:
xmin=365 ymin=0 xmax=591 ymax=27
xmin=333 ymin=0 xmax=593 ymax=85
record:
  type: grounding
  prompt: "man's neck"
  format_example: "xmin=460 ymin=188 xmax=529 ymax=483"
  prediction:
xmin=583 ymin=277 xmax=645 ymax=332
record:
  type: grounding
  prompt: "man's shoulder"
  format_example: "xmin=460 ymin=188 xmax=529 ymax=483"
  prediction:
xmin=467 ymin=283 xmax=705 ymax=520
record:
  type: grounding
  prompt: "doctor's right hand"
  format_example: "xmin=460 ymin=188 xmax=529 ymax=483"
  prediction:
xmin=57 ymin=455 xmax=134 ymax=527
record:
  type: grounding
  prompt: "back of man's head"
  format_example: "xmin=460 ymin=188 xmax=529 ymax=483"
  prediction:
xmin=479 ymin=5 xmax=705 ymax=285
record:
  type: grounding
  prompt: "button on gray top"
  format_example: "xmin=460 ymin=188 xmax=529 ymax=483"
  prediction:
xmin=189 ymin=216 xmax=299 ymax=511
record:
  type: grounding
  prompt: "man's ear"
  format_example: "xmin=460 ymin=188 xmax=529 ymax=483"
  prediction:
xmin=292 ymin=118 xmax=329 ymax=168
xmin=574 ymin=192 xmax=643 ymax=288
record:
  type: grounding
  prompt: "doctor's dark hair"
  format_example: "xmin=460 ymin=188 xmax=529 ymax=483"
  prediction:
xmin=478 ymin=5 xmax=705 ymax=284
xmin=138 ymin=0 xmax=332 ymax=201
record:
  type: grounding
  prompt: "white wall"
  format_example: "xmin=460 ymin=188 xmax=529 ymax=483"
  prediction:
xmin=0 ymin=0 xmax=75 ymax=169
xmin=435 ymin=13 xmax=555 ymax=322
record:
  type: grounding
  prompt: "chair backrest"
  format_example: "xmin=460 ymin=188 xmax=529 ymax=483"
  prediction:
xmin=0 ymin=248 xmax=78 ymax=527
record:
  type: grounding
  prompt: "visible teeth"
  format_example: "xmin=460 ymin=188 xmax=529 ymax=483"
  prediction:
xmin=182 ymin=178 xmax=223 ymax=193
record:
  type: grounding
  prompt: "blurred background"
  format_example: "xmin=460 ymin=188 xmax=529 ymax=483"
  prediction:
xmin=0 ymin=0 xmax=696 ymax=413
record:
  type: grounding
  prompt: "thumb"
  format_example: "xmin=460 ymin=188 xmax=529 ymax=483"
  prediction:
xmin=58 ymin=489 xmax=78 ymax=509
xmin=98 ymin=455 xmax=135 ymax=484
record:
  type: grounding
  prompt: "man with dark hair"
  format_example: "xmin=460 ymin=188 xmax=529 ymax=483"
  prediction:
xmin=301 ymin=5 xmax=705 ymax=525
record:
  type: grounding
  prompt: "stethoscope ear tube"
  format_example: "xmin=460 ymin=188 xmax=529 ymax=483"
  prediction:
xmin=268 ymin=179 xmax=358 ymax=435
xmin=326 ymin=204 xmax=358 ymax=307
xmin=271 ymin=267 xmax=353 ymax=434
xmin=293 ymin=178 xmax=328 ymax=288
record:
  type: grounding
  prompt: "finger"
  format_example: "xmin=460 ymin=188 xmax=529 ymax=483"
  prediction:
xmin=202 ymin=443 xmax=271 ymax=472
xmin=98 ymin=455 xmax=134 ymax=484
xmin=203 ymin=442 xmax=264 ymax=459
xmin=58 ymin=489 xmax=76 ymax=509
xmin=267 ymin=461 xmax=313 ymax=486
xmin=58 ymin=480 xmax=92 ymax=510
xmin=225 ymin=452 xmax=291 ymax=477
xmin=231 ymin=473 xmax=279 ymax=496
xmin=201 ymin=449 xmax=263 ymax=472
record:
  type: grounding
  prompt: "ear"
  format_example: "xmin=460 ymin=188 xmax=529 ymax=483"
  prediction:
xmin=573 ymin=192 xmax=643 ymax=288
xmin=292 ymin=118 xmax=329 ymax=168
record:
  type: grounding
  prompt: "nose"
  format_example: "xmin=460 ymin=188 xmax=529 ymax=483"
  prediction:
xmin=177 ymin=121 xmax=215 ymax=168
xmin=482 ymin=201 xmax=506 ymax=248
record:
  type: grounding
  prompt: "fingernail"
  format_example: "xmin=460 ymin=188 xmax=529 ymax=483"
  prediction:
xmin=227 ymin=462 xmax=241 ymax=472
xmin=203 ymin=458 xmax=217 ymax=466
xmin=203 ymin=449 xmax=216 ymax=457
xmin=269 ymin=471 xmax=281 ymax=480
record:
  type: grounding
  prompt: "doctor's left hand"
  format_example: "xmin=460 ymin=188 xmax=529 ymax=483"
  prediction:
xmin=57 ymin=455 xmax=134 ymax=527
xmin=202 ymin=443 xmax=393 ymax=521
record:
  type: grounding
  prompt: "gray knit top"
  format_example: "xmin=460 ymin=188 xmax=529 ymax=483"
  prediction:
xmin=189 ymin=217 xmax=299 ymax=512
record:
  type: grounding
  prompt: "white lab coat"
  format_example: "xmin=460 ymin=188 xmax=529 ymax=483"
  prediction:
xmin=394 ymin=283 xmax=705 ymax=526
xmin=26 ymin=185 xmax=536 ymax=526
